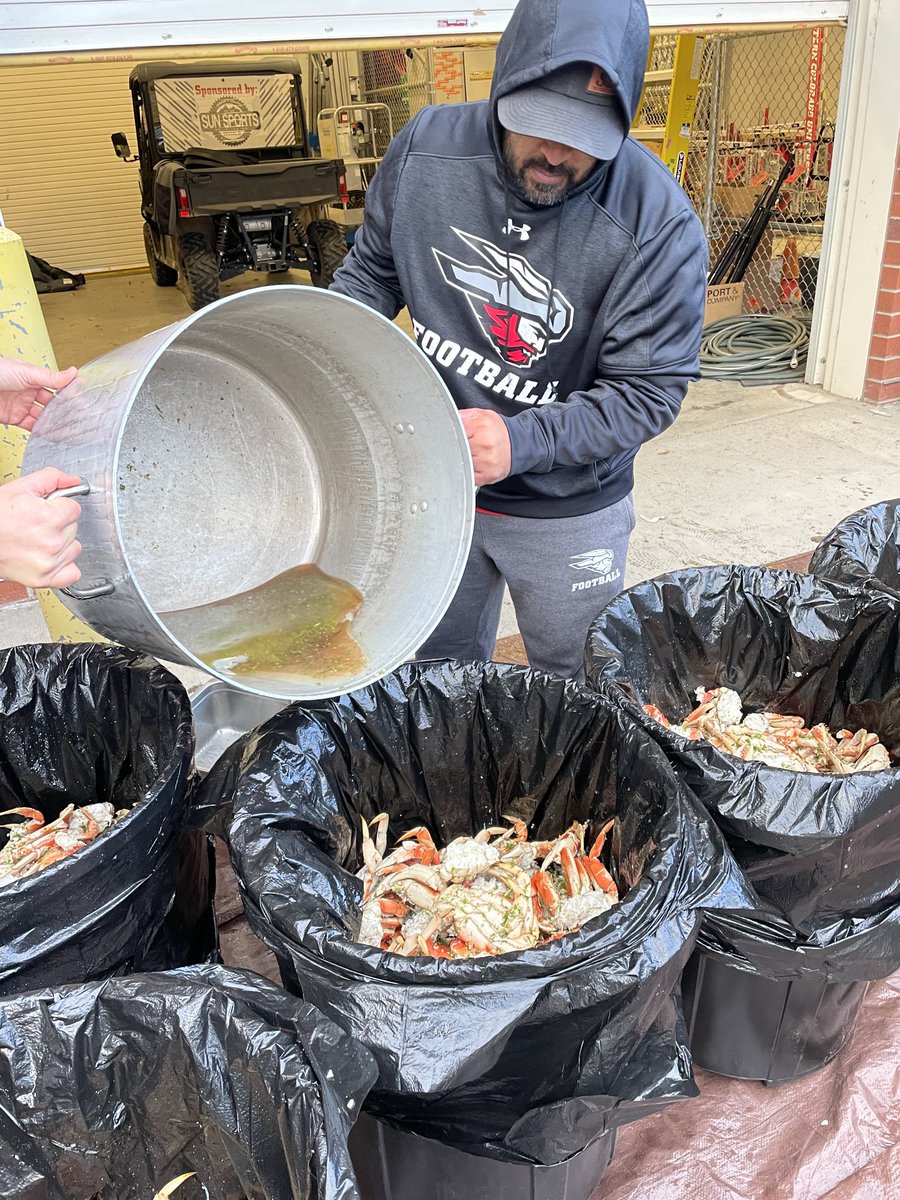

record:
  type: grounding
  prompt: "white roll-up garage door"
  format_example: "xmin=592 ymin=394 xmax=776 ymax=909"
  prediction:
xmin=0 ymin=60 xmax=145 ymax=272
xmin=3 ymin=2 xmax=850 ymax=53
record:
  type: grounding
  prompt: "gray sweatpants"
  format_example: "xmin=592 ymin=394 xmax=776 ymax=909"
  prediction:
xmin=417 ymin=493 xmax=635 ymax=678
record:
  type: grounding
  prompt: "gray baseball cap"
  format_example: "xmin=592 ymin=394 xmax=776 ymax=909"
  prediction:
xmin=497 ymin=62 xmax=628 ymax=160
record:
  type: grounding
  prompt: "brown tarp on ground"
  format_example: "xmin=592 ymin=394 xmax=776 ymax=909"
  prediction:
xmin=597 ymin=977 xmax=900 ymax=1199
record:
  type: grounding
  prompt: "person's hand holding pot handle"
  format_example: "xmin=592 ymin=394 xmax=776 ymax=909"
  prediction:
xmin=0 ymin=358 xmax=82 ymax=588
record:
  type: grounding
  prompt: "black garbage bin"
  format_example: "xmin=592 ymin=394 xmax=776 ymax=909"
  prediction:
xmin=585 ymin=566 xmax=900 ymax=1083
xmin=679 ymin=902 xmax=900 ymax=1086
xmin=584 ymin=566 xmax=900 ymax=933
xmin=809 ymin=498 xmax=900 ymax=598
xmin=0 ymin=643 xmax=215 ymax=995
xmin=200 ymin=660 xmax=754 ymax=1189
xmin=349 ymin=1111 xmax=616 ymax=1200
xmin=0 ymin=965 xmax=376 ymax=1200
xmin=683 ymin=946 xmax=868 ymax=1086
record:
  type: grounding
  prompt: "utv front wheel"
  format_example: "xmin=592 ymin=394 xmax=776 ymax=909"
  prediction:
xmin=178 ymin=233 xmax=220 ymax=310
xmin=306 ymin=220 xmax=347 ymax=288
xmin=144 ymin=223 xmax=177 ymax=287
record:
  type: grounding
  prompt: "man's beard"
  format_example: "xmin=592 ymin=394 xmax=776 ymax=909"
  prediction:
xmin=503 ymin=147 xmax=579 ymax=207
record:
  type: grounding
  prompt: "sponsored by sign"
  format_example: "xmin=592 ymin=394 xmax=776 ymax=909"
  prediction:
xmin=155 ymin=74 xmax=296 ymax=152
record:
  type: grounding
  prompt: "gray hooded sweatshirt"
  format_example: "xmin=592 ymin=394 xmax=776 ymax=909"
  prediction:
xmin=331 ymin=0 xmax=707 ymax=518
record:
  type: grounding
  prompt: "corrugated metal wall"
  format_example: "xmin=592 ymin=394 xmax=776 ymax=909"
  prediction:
xmin=0 ymin=60 xmax=144 ymax=272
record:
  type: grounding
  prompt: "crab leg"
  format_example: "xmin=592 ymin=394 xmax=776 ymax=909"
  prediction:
xmin=0 ymin=807 xmax=44 ymax=830
xmin=588 ymin=818 xmax=615 ymax=860
xmin=499 ymin=815 xmax=529 ymax=841
xmin=642 ymin=704 xmax=670 ymax=728
xmin=581 ymin=855 xmax=618 ymax=898
xmin=396 ymin=825 xmax=441 ymax=865
xmin=361 ymin=813 xmax=389 ymax=868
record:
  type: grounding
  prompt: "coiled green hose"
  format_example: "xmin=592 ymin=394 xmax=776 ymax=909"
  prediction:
xmin=700 ymin=314 xmax=812 ymax=384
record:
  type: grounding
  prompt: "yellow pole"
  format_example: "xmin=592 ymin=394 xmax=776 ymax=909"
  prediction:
xmin=0 ymin=226 xmax=105 ymax=643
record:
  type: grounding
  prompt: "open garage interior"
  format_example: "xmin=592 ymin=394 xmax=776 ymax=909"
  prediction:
xmin=2 ymin=26 xmax=845 ymax=328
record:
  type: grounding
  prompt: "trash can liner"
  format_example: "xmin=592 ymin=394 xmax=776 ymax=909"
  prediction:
xmin=0 ymin=964 xmax=377 ymax=1200
xmin=725 ymin=816 xmax=900 ymax=935
xmin=584 ymin=566 xmax=900 ymax=932
xmin=698 ymin=902 xmax=900 ymax=982
xmin=462 ymin=988 xmax=694 ymax=1163
xmin=809 ymin=499 xmax=900 ymax=598
xmin=200 ymin=662 xmax=755 ymax=1164
xmin=0 ymin=644 xmax=213 ymax=995
xmin=260 ymin=923 xmax=699 ymax=1161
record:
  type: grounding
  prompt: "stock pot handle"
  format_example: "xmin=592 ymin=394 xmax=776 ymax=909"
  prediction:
xmin=46 ymin=480 xmax=91 ymax=501
xmin=61 ymin=580 xmax=115 ymax=599
xmin=44 ymin=477 xmax=116 ymax=600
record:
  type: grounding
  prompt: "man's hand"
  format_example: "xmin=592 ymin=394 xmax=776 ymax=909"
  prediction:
xmin=0 ymin=360 xmax=77 ymax=431
xmin=459 ymin=408 xmax=512 ymax=486
xmin=0 ymin=468 xmax=83 ymax=588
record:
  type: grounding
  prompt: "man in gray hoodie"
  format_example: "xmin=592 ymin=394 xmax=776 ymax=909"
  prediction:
xmin=331 ymin=0 xmax=707 ymax=677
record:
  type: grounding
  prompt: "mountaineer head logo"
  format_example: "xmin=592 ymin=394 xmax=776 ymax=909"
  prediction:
xmin=433 ymin=228 xmax=574 ymax=368
xmin=569 ymin=549 xmax=615 ymax=575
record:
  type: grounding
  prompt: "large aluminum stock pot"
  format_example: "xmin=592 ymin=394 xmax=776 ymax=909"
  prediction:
xmin=23 ymin=287 xmax=475 ymax=700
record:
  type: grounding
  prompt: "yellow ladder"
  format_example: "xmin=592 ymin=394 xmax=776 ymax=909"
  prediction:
xmin=631 ymin=34 xmax=705 ymax=185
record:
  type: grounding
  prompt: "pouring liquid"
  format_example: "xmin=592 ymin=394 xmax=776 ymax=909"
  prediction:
xmin=162 ymin=564 xmax=365 ymax=683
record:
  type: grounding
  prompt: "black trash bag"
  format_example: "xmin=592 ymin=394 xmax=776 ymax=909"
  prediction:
xmin=584 ymin=565 xmax=900 ymax=934
xmin=809 ymin=498 xmax=900 ymax=598
xmin=698 ymin=900 xmax=900 ymax=983
xmin=27 ymin=251 xmax=85 ymax=294
xmin=136 ymin=800 xmax=219 ymax=973
xmin=0 ymin=644 xmax=214 ymax=996
xmin=199 ymin=661 xmax=754 ymax=1166
xmin=0 ymin=964 xmax=377 ymax=1200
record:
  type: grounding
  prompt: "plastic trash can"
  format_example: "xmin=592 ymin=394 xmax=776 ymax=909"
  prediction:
xmin=682 ymin=944 xmax=869 ymax=1086
xmin=349 ymin=1111 xmax=616 ymax=1200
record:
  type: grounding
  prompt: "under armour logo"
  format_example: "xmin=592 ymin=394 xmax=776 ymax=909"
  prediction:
xmin=503 ymin=219 xmax=531 ymax=242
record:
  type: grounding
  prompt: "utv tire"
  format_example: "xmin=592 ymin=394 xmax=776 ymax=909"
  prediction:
xmin=144 ymin=223 xmax=177 ymax=287
xmin=178 ymin=233 xmax=220 ymax=310
xmin=306 ymin=220 xmax=347 ymax=288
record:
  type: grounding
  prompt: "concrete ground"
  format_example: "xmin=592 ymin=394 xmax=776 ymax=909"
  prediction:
xmin=4 ymin=268 xmax=898 ymax=687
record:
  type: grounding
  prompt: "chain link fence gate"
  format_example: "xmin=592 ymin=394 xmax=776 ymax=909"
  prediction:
xmin=305 ymin=47 xmax=435 ymax=226
xmin=358 ymin=47 xmax=435 ymax=133
xmin=684 ymin=26 xmax=845 ymax=319
xmin=307 ymin=25 xmax=844 ymax=325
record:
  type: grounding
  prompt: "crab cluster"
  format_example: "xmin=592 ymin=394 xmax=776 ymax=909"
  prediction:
xmin=355 ymin=813 xmax=619 ymax=959
xmin=646 ymin=686 xmax=891 ymax=774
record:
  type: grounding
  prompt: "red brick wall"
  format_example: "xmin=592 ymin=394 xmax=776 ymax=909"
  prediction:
xmin=0 ymin=581 xmax=28 ymax=606
xmin=864 ymin=134 xmax=900 ymax=403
